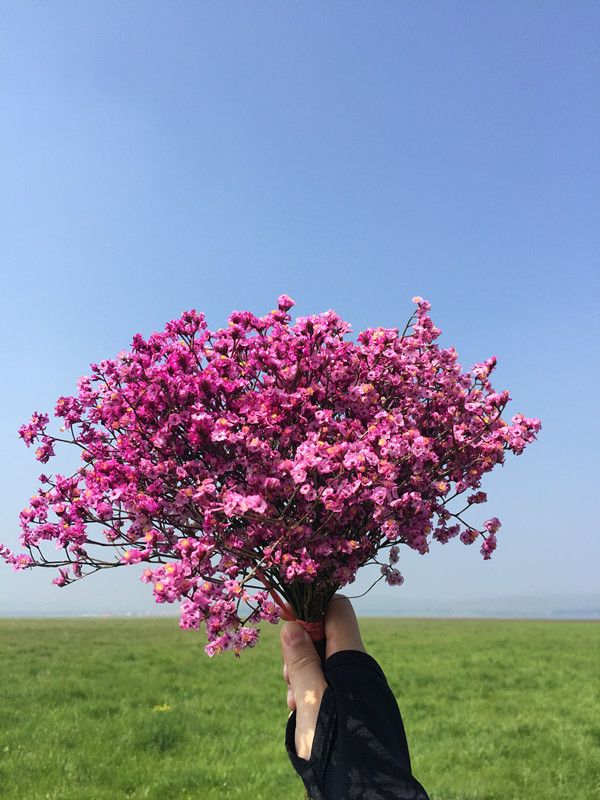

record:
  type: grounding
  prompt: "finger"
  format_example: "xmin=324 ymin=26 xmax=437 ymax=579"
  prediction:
xmin=280 ymin=622 xmax=326 ymax=704
xmin=280 ymin=622 xmax=327 ymax=760
xmin=287 ymin=686 xmax=296 ymax=711
xmin=325 ymin=594 xmax=366 ymax=659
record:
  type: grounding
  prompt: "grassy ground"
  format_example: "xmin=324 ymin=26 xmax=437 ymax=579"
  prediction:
xmin=0 ymin=617 xmax=597 ymax=799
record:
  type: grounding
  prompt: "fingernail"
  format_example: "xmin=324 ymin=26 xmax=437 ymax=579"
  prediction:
xmin=283 ymin=622 xmax=308 ymax=646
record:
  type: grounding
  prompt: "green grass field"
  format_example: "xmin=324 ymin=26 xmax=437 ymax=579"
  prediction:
xmin=0 ymin=617 xmax=598 ymax=800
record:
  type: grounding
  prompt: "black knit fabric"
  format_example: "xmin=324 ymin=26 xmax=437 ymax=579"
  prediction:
xmin=285 ymin=650 xmax=430 ymax=800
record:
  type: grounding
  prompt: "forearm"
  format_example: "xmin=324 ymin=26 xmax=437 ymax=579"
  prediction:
xmin=285 ymin=650 xmax=430 ymax=800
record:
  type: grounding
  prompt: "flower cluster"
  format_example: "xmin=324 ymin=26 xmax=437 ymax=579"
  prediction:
xmin=3 ymin=295 xmax=541 ymax=655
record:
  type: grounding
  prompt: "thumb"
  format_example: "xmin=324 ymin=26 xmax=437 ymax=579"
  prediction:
xmin=281 ymin=622 xmax=326 ymax=704
xmin=280 ymin=622 xmax=327 ymax=760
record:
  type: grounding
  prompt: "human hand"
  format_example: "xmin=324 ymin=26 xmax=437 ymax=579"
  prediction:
xmin=280 ymin=594 xmax=366 ymax=760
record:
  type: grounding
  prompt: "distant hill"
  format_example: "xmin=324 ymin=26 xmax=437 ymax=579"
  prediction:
xmin=2 ymin=593 xmax=599 ymax=619
xmin=354 ymin=592 xmax=600 ymax=620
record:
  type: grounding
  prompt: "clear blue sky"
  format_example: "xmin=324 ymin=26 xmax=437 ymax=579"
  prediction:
xmin=1 ymin=2 xmax=598 ymax=616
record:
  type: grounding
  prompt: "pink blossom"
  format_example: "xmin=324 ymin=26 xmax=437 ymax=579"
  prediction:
xmin=18 ymin=412 xmax=49 ymax=446
xmin=52 ymin=568 xmax=70 ymax=586
xmin=460 ymin=528 xmax=480 ymax=545
xmin=480 ymin=533 xmax=497 ymax=560
xmin=34 ymin=437 xmax=55 ymax=463
xmin=484 ymin=517 xmax=501 ymax=534
xmin=2 ymin=295 xmax=541 ymax=654
xmin=0 ymin=544 xmax=33 ymax=571
xmin=467 ymin=491 xmax=487 ymax=504
xmin=277 ymin=294 xmax=295 ymax=312
xmin=121 ymin=549 xmax=144 ymax=564
xmin=381 ymin=565 xmax=404 ymax=586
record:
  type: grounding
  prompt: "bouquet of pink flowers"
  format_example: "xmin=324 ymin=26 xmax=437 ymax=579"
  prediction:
xmin=2 ymin=295 xmax=541 ymax=656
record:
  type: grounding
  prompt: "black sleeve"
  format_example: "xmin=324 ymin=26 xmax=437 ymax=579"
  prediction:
xmin=285 ymin=649 xmax=431 ymax=800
